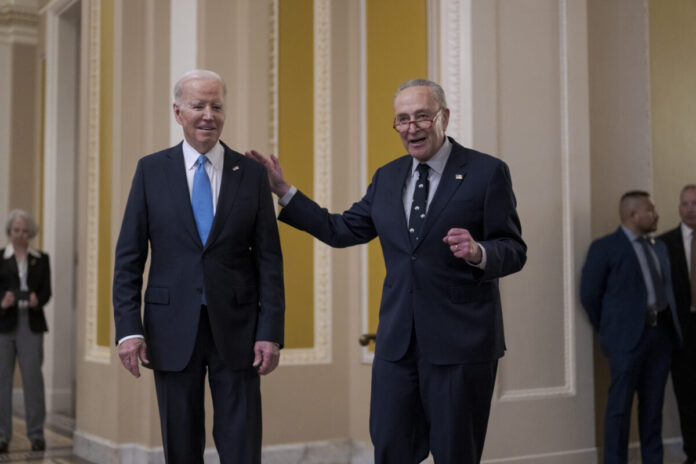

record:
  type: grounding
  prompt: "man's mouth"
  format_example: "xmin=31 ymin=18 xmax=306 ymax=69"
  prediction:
xmin=409 ymin=137 xmax=426 ymax=145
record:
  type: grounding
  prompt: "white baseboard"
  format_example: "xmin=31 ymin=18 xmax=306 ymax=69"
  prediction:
xmin=74 ymin=432 xmax=372 ymax=464
xmin=482 ymin=447 xmax=597 ymax=464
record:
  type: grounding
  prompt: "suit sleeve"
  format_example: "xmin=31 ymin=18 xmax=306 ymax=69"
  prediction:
xmin=477 ymin=161 xmax=527 ymax=280
xmin=580 ymin=240 xmax=608 ymax=331
xmin=278 ymin=170 xmax=380 ymax=247
xmin=34 ymin=254 xmax=51 ymax=307
xmin=113 ymin=160 xmax=149 ymax=344
xmin=252 ymin=173 xmax=286 ymax=345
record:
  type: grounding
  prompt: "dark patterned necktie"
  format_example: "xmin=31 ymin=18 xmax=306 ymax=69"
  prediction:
xmin=638 ymin=238 xmax=668 ymax=310
xmin=408 ymin=163 xmax=429 ymax=247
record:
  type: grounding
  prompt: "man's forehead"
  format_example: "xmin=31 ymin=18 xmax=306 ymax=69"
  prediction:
xmin=680 ymin=188 xmax=696 ymax=201
xmin=394 ymin=87 xmax=436 ymax=109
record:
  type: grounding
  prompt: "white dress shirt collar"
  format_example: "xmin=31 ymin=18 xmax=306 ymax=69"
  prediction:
xmin=410 ymin=137 xmax=452 ymax=176
xmin=182 ymin=140 xmax=224 ymax=171
xmin=3 ymin=243 xmax=41 ymax=259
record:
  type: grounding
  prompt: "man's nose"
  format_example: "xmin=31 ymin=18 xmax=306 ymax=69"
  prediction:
xmin=202 ymin=106 xmax=213 ymax=119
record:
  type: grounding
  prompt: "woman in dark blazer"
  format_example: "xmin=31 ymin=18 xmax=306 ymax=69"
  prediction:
xmin=0 ymin=210 xmax=51 ymax=453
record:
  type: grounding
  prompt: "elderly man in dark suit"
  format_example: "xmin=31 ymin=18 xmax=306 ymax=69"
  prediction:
xmin=113 ymin=70 xmax=284 ymax=464
xmin=248 ymin=79 xmax=526 ymax=464
xmin=658 ymin=184 xmax=696 ymax=464
xmin=581 ymin=191 xmax=682 ymax=464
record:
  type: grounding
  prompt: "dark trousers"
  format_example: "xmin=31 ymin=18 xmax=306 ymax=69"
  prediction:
xmin=369 ymin=330 xmax=498 ymax=464
xmin=672 ymin=313 xmax=696 ymax=462
xmin=153 ymin=307 xmax=261 ymax=464
xmin=603 ymin=319 xmax=673 ymax=464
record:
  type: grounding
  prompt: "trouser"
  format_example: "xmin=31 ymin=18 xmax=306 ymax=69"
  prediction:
xmin=603 ymin=320 xmax=672 ymax=464
xmin=370 ymin=329 xmax=498 ymax=464
xmin=0 ymin=308 xmax=46 ymax=443
xmin=672 ymin=313 xmax=696 ymax=462
xmin=153 ymin=306 xmax=261 ymax=464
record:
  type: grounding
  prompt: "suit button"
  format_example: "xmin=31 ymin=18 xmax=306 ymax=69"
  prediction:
xmin=411 ymin=255 xmax=416 ymax=261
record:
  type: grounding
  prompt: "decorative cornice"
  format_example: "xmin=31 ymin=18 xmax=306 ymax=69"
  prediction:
xmin=0 ymin=3 xmax=38 ymax=44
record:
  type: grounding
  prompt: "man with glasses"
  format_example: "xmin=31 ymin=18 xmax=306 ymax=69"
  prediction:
xmin=248 ymin=79 xmax=526 ymax=464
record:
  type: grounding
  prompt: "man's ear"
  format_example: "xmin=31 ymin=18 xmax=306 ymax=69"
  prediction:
xmin=172 ymin=103 xmax=181 ymax=124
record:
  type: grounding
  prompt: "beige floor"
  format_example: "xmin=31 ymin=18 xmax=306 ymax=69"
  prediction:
xmin=0 ymin=415 xmax=688 ymax=463
xmin=0 ymin=417 xmax=90 ymax=464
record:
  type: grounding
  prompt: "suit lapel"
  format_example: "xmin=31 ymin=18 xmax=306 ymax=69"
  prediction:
xmin=206 ymin=144 xmax=244 ymax=247
xmin=616 ymin=228 xmax=643 ymax=274
xmin=412 ymin=143 xmax=468 ymax=251
xmin=671 ymin=228 xmax=689 ymax=279
xmin=164 ymin=143 xmax=202 ymax=246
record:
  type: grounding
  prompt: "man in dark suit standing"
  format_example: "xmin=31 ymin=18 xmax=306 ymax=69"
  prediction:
xmin=113 ymin=70 xmax=284 ymax=464
xmin=581 ymin=191 xmax=682 ymax=464
xmin=248 ymin=79 xmax=526 ymax=464
xmin=657 ymin=184 xmax=696 ymax=464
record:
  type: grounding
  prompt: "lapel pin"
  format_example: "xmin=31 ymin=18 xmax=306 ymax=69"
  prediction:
xmin=233 ymin=165 xmax=240 ymax=171
xmin=455 ymin=174 xmax=463 ymax=180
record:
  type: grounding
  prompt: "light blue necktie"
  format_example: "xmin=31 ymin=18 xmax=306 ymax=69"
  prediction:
xmin=192 ymin=155 xmax=214 ymax=245
xmin=192 ymin=155 xmax=213 ymax=305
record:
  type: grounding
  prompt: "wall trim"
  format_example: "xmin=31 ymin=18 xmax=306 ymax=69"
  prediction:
xmin=0 ymin=2 xmax=39 ymax=45
xmin=437 ymin=0 xmax=473 ymax=147
xmin=83 ymin=0 xmax=109 ymax=363
xmin=270 ymin=0 xmax=333 ymax=365
xmin=74 ymin=433 xmax=376 ymax=464
xmin=497 ymin=0 xmax=577 ymax=402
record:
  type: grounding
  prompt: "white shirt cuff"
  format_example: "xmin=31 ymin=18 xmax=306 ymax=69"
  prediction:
xmin=466 ymin=244 xmax=487 ymax=270
xmin=278 ymin=186 xmax=298 ymax=207
xmin=118 ymin=334 xmax=144 ymax=345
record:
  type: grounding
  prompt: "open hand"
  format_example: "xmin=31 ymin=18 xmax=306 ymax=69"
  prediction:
xmin=245 ymin=150 xmax=291 ymax=197
xmin=118 ymin=338 xmax=149 ymax=378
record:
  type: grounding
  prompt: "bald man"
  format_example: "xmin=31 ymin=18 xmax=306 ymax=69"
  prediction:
xmin=581 ymin=190 xmax=682 ymax=464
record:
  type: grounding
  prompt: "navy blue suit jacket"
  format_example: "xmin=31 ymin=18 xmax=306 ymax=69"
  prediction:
xmin=279 ymin=138 xmax=526 ymax=364
xmin=580 ymin=227 xmax=681 ymax=358
xmin=113 ymin=142 xmax=284 ymax=372
xmin=658 ymin=225 xmax=692 ymax=336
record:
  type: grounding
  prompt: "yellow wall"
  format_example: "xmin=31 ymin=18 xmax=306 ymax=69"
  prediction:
xmin=366 ymin=0 xmax=427 ymax=336
xmin=278 ymin=0 xmax=315 ymax=348
xmin=650 ymin=0 xmax=696 ymax=229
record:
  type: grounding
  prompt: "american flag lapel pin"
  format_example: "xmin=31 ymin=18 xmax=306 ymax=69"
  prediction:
xmin=233 ymin=165 xmax=240 ymax=171
xmin=455 ymin=174 xmax=463 ymax=180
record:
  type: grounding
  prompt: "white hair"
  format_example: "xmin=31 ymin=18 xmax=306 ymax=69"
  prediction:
xmin=173 ymin=69 xmax=227 ymax=104
xmin=5 ymin=209 xmax=38 ymax=238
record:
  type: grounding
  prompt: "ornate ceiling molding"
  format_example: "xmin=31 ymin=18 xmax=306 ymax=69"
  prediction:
xmin=0 ymin=3 xmax=38 ymax=44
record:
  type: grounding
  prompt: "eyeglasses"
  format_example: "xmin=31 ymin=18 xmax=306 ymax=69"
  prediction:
xmin=393 ymin=110 xmax=442 ymax=133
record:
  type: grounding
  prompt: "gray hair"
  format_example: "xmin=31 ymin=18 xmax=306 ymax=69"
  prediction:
xmin=394 ymin=79 xmax=448 ymax=109
xmin=5 ymin=209 xmax=38 ymax=238
xmin=173 ymin=69 xmax=227 ymax=104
